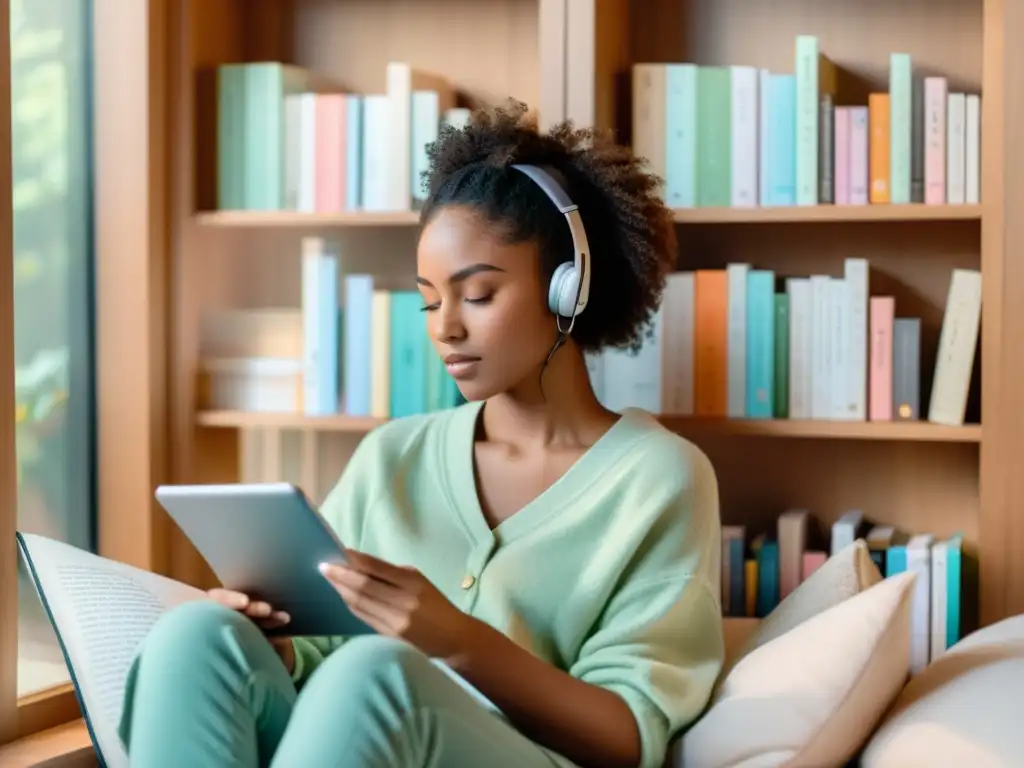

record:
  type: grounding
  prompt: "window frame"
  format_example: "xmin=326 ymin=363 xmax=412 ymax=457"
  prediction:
xmin=1 ymin=0 xmax=173 ymax=746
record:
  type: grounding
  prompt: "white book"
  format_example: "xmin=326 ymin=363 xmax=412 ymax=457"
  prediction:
xmin=928 ymin=269 xmax=982 ymax=426
xmin=965 ymin=95 xmax=981 ymax=204
xmin=730 ymin=66 xmax=759 ymax=207
xmin=411 ymin=90 xmax=441 ymax=204
xmin=757 ymin=68 xmax=771 ymax=205
xmin=726 ymin=263 xmax=749 ymax=417
xmin=660 ymin=272 xmax=695 ymax=415
xmin=370 ymin=290 xmax=392 ymax=419
xmin=586 ymin=351 xmax=606 ymax=404
xmin=16 ymin=533 xmax=208 ymax=768
xmin=924 ymin=77 xmax=948 ymax=204
xmin=907 ymin=534 xmax=934 ymax=674
xmin=844 ymin=258 xmax=869 ymax=420
xmin=946 ymin=93 xmax=967 ymax=204
xmin=386 ymin=63 xmax=454 ymax=211
xmin=361 ymin=95 xmax=392 ymax=211
xmin=787 ymin=278 xmax=812 ymax=419
xmin=301 ymin=237 xmax=324 ymax=414
xmin=828 ymin=278 xmax=849 ymax=420
xmin=809 ymin=275 xmax=832 ymax=419
xmin=831 ymin=509 xmax=864 ymax=556
xmin=930 ymin=539 xmax=949 ymax=661
xmin=603 ymin=310 xmax=662 ymax=414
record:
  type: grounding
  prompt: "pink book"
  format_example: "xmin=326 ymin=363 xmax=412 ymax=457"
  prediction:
xmin=315 ymin=94 xmax=347 ymax=212
xmin=848 ymin=107 xmax=869 ymax=205
xmin=869 ymin=297 xmax=894 ymax=421
xmin=834 ymin=107 xmax=852 ymax=204
xmin=924 ymin=77 xmax=948 ymax=204
xmin=801 ymin=551 xmax=827 ymax=581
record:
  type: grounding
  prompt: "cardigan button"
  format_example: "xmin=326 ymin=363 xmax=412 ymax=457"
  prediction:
xmin=460 ymin=574 xmax=476 ymax=590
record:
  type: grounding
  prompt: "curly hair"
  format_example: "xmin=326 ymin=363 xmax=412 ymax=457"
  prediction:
xmin=419 ymin=99 xmax=677 ymax=353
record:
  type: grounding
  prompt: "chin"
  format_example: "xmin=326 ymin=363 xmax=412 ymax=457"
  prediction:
xmin=452 ymin=380 xmax=496 ymax=403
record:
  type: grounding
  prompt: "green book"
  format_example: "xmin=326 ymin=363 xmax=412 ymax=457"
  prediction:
xmin=696 ymin=66 xmax=732 ymax=207
xmin=773 ymin=293 xmax=790 ymax=418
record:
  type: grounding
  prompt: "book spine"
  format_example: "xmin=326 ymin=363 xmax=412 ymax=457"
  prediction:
xmin=924 ymin=76 xmax=948 ymax=204
xmin=889 ymin=53 xmax=913 ymax=204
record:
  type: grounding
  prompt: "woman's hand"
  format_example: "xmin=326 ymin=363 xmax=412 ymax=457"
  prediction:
xmin=320 ymin=551 xmax=474 ymax=662
xmin=206 ymin=588 xmax=295 ymax=674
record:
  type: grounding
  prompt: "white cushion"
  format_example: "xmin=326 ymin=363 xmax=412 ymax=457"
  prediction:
xmin=861 ymin=613 xmax=1024 ymax=767
xmin=673 ymin=571 xmax=916 ymax=768
xmin=733 ymin=539 xmax=882 ymax=669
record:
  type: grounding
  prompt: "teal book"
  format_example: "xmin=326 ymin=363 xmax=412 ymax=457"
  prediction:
xmin=388 ymin=292 xmax=429 ymax=418
xmin=696 ymin=66 xmax=732 ymax=207
xmin=664 ymin=64 xmax=699 ymax=208
xmin=889 ymin=53 xmax=913 ymax=204
xmin=886 ymin=545 xmax=908 ymax=577
xmin=216 ymin=65 xmax=247 ymax=210
xmin=773 ymin=293 xmax=789 ymax=418
xmin=243 ymin=63 xmax=314 ymax=210
xmin=944 ymin=533 xmax=963 ymax=648
xmin=745 ymin=270 xmax=775 ymax=418
xmin=767 ymin=73 xmax=797 ymax=205
xmin=755 ymin=541 xmax=780 ymax=618
xmin=425 ymin=345 xmax=461 ymax=412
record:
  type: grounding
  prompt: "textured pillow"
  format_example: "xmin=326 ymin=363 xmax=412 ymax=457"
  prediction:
xmin=861 ymin=613 xmax=1024 ymax=767
xmin=674 ymin=571 xmax=916 ymax=768
xmin=731 ymin=539 xmax=882 ymax=671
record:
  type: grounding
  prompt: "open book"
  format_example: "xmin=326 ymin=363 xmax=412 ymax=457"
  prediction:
xmin=17 ymin=532 xmax=207 ymax=768
xmin=17 ymin=531 xmax=503 ymax=767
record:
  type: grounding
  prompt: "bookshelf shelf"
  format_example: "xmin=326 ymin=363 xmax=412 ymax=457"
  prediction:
xmin=194 ymin=204 xmax=980 ymax=230
xmin=672 ymin=205 xmax=982 ymax=224
xmin=196 ymin=410 xmax=981 ymax=443
xmin=194 ymin=210 xmax=421 ymax=228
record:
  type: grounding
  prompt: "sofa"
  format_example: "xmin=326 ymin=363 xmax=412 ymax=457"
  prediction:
xmin=666 ymin=540 xmax=1024 ymax=767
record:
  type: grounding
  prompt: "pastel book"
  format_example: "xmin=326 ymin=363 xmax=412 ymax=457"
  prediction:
xmin=631 ymin=41 xmax=981 ymax=208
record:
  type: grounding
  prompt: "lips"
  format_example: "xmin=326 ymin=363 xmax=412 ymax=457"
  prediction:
xmin=443 ymin=353 xmax=481 ymax=379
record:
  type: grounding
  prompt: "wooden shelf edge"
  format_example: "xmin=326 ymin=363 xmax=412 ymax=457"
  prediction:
xmin=196 ymin=410 xmax=981 ymax=443
xmin=0 ymin=719 xmax=95 ymax=767
xmin=194 ymin=210 xmax=421 ymax=228
xmin=192 ymin=204 xmax=980 ymax=229
xmin=672 ymin=204 xmax=982 ymax=224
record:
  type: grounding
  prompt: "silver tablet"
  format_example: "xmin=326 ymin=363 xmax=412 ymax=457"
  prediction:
xmin=155 ymin=482 xmax=374 ymax=637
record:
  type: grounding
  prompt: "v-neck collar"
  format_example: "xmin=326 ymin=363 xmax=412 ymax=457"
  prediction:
xmin=441 ymin=400 xmax=654 ymax=546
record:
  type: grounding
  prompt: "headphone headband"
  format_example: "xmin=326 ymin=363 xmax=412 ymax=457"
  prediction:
xmin=510 ymin=164 xmax=592 ymax=328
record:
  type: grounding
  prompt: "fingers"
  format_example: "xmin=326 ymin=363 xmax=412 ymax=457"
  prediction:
xmin=206 ymin=588 xmax=290 ymax=628
xmin=320 ymin=563 xmax=410 ymax=607
xmin=340 ymin=549 xmax=417 ymax=588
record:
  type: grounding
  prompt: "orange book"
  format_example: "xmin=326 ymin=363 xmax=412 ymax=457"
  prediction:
xmin=694 ymin=269 xmax=728 ymax=417
xmin=868 ymin=93 xmax=890 ymax=204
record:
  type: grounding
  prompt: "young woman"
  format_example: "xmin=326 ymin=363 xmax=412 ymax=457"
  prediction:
xmin=119 ymin=101 xmax=724 ymax=768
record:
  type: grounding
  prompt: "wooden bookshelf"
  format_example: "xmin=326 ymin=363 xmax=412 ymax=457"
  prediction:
xmin=164 ymin=0 xmax=1024 ymax=629
xmin=194 ymin=204 xmax=981 ymax=230
xmin=197 ymin=410 xmax=981 ymax=443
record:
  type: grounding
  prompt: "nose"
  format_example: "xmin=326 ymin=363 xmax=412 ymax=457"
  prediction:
xmin=432 ymin=300 xmax=467 ymax=344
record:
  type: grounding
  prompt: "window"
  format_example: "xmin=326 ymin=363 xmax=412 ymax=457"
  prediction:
xmin=11 ymin=0 xmax=95 ymax=699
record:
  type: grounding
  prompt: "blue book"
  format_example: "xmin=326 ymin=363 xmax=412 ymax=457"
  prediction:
xmin=945 ymin=533 xmax=964 ymax=648
xmin=886 ymin=546 xmax=908 ymax=577
xmin=389 ymin=292 xmax=428 ymax=418
xmin=342 ymin=274 xmax=373 ymax=416
xmin=315 ymin=256 xmax=340 ymax=414
xmin=756 ymin=541 xmax=780 ymax=618
xmin=344 ymin=95 xmax=363 ymax=210
xmin=745 ymin=269 xmax=775 ymax=418
xmin=767 ymin=74 xmax=797 ymax=205
xmin=728 ymin=537 xmax=745 ymax=617
xmin=664 ymin=64 xmax=698 ymax=208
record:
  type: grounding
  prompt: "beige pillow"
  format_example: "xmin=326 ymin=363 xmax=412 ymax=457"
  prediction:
xmin=675 ymin=571 xmax=916 ymax=768
xmin=733 ymin=539 xmax=882 ymax=669
xmin=861 ymin=613 xmax=1024 ymax=767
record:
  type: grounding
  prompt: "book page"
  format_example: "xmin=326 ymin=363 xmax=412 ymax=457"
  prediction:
xmin=17 ymin=533 xmax=206 ymax=768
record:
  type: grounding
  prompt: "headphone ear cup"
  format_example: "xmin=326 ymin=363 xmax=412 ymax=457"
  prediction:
xmin=548 ymin=261 xmax=581 ymax=318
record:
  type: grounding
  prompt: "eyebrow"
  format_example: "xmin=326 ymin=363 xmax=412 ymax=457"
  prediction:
xmin=416 ymin=263 xmax=505 ymax=288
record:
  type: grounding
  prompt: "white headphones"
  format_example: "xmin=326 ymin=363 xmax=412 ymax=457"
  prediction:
xmin=511 ymin=164 xmax=592 ymax=334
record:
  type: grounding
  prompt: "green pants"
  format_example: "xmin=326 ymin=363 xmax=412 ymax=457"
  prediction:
xmin=118 ymin=600 xmax=575 ymax=767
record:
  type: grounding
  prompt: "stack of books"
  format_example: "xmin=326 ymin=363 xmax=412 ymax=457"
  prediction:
xmin=215 ymin=60 xmax=467 ymax=213
xmin=723 ymin=508 xmax=974 ymax=674
xmin=633 ymin=36 xmax=982 ymax=208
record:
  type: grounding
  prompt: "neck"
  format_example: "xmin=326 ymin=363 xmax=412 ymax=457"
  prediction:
xmin=481 ymin=341 xmax=614 ymax=448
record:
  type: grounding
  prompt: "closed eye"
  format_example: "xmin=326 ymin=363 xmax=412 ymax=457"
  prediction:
xmin=465 ymin=295 xmax=493 ymax=305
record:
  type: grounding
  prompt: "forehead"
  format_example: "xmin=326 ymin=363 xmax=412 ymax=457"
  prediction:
xmin=417 ymin=206 xmax=540 ymax=279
